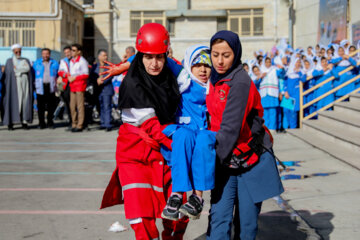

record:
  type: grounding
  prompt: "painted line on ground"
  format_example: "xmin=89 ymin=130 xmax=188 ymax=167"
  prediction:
xmin=0 ymin=150 xmax=115 ymax=153
xmin=0 ymin=159 xmax=113 ymax=163
xmin=0 ymin=172 xmax=112 ymax=175
xmin=0 ymin=210 xmax=124 ymax=215
xmin=0 ymin=209 xmax=293 ymax=217
xmin=0 ymin=188 xmax=104 ymax=192
xmin=1 ymin=142 xmax=110 ymax=145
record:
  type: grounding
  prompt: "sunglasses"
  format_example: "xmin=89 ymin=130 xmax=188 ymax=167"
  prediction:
xmin=71 ymin=49 xmax=77 ymax=52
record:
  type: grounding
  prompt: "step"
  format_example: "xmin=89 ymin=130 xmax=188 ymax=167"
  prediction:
xmin=318 ymin=110 xmax=360 ymax=134
xmin=302 ymin=119 xmax=360 ymax=152
xmin=287 ymin=129 xmax=360 ymax=170
xmin=334 ymin=101 xmax=360 ymax=118
xmin=350 ymin=93 xmax=360 ymax=105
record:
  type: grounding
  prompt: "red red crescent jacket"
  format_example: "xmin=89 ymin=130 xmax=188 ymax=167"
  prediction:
xmin=206 ymin=64 xmax=272 ymax=166
xmin=101 ymin=117 xmax=173 ymax=219
xmin=69 ymin=56 xmax=89 ymax=92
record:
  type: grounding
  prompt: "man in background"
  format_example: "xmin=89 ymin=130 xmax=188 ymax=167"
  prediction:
xmin=1 ymin=44 xmax=33 ymax=130
xmin=68 ymin=43 xmax=89 ymax=132
xmin=58 ymin=45 xmax=72 ymax=128
xmin=33 ymin=48 xmax=59 ymax=129
xmin=122 ymin=46 xmax=135 ymax=62
xmin=94 ymin=49 xmax=114 ymax=131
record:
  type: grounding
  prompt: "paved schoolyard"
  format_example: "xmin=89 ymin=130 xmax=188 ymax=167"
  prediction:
xmin=2 ymin=123 xmax=353 ymax=239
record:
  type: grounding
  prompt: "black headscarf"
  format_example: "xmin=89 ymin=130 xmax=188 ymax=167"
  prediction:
xmin=118 ymin=52 xmax=180 ymax=124
xmin=210 ymin=30 xmax=242 ymax=85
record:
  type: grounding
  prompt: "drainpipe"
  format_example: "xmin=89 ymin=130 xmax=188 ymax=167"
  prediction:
xmin=288 ymin=0 xmax=294 ymax=47
xmin=274 ymin=0 xmax=278 ymax=43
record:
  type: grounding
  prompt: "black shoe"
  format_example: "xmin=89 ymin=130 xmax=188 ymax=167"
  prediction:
xmin=8 ymin=125 xmax=14 ymax=131
xmin=72 ymin=128 xmax=83 ymax=133
xmin=98 ymin=126 xmax=106 ymax=130
xmin=38 ymin=124 xmax=46 ymax=129
xmin=22 ymin=123 xmax=29 ymax=130
xmin=179 ymin=194 xmax=204 ymax=220
xmin=106 ymin=127 xmax=112 ymax=132
xmin=161 ymin=194 xmax=183 ymax=221
xmin=279 ymin=128 xmax=287 ymax=133
xmin=48 ymin=124 xmax=55 ymax=129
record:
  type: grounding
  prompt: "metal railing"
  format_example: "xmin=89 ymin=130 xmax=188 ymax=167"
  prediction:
xmin=299 ymin=49 xmax=360 ymax=128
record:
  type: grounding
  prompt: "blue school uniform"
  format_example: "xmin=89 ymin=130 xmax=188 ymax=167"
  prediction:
xmin=260 ymin=68 xmax=284 ymax=130
xmin=331 ymin=57 xmax=357 ymax=98
xmin=163 ymin=79 xmax=216 ymax=192
xmin=303 ymin=74 xmax=317 ymax=117
xmin=284 ymin=72 xmax=306 ymax=128
xmin=312 ymin=69 xmax=335 ymax=109
xmin=162 ymin=45 xmax=216 ymax=193
xmin=278 ymin=68 xmax=288 ymax=129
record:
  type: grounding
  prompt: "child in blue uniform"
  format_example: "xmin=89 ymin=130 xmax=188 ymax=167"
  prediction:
xmin=258 ymin=57 xmax=285 ymax=130
xmin=284 ymin=58 xmax=306 ymax=128
xmin=312 ymin=57 xmax=335 ymax=109
xmin=274 ymin=53 xmax=288 ymax=131
xmin=331 ymin=45 xmax=357 ymax=99
xmin=302 ymin=57 xmax=317 ymax=117
xmin=161 ymin=45 xmax=216 ymax=220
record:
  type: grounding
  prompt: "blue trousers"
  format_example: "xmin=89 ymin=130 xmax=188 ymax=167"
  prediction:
xmin=99 ymin=93 xmax=112 ymax=128
xmin=283 ymin=109 xmax=298 ymax=129
xmin=206 ymin=168 xmax=262 ymax=240
xmin=170 ymin=127 xmax=216 ymax=192
xmin=263 ymin=107 xmax=279 ymax=130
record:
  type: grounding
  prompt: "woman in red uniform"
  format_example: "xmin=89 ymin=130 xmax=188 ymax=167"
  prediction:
xmin=206 ymin=30 xmax=283 ymax=240
xmin=101 ymin=23 xmax=188 ymax=240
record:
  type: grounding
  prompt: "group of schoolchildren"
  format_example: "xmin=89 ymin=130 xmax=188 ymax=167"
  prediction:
xmin=244 ymin=39 xmax=360 ymax=130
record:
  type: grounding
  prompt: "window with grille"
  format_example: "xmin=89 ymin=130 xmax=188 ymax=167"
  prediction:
xmin=130 ymin=11 xmax=174 ymax=37
xmin=0 ymin=20 xmax=35 ymax=47
xmin=227 ymin=8 xmax=263 ymax=36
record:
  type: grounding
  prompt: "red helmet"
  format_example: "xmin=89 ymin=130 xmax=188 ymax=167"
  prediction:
xmin=136 ymin=23 xmax=170 ymax=54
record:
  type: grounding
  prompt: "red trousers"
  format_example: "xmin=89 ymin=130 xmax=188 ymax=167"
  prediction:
xmin=131 ymin=217 xmax=188 ymax=240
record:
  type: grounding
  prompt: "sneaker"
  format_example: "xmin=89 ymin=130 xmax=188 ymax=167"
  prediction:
xmin=161 ymin=194 xmax=183 ymax=221
xmin=179 ymin=194 xmax=204 ymax=220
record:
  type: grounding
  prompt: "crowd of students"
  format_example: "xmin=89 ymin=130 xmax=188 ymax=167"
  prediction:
xmin=243 ymin=39 xmax=360 ymax=130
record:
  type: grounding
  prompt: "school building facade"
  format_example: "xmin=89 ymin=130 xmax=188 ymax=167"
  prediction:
xmin=0 ymin=0 xmax=84 ymax=52
xmin=89 ymin=0 xmax=290 ymax=62
xmin=294 ymin=0 xmax=360 ymax=48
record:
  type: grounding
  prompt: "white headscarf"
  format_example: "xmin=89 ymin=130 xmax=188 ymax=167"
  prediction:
xmin=334 ymin=45 xmax=351 ymax=67
xmin=302 ymin=57 xmax=315 ymax=77
xmin=260 ymin=57 xmax=275 ymax=74
xmin=286 ymin=57 xmax=302 ymax=79
xmin=340 ymin=39 xmax=350 ymax=54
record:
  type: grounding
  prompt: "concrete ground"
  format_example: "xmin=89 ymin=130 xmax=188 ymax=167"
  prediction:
xmin=0 ymin=122 xmax=359 ymax=240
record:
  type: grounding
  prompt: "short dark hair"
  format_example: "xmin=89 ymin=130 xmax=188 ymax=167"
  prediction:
xmin=252 ymin=65 xmax=259 ymax=71
xmin=63 ymin=45 xmax=71 ymax=51
xmin=41 ymin=48 xmax=51 ymax=53
xmin=126 ymin=46 xmax=136 ymax=53
xmin=71 ymin=43 xmax=82 ymax=52
xmin=97 ymin=49 xmax=107 ymax=55
xmin=243 ymin=63 xmax=248 ymax=67
xmin=349 ymin=45 xmax=356 ymax=51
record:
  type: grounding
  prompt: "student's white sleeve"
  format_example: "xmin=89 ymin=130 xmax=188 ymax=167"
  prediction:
xmin=121 ymin=108 xmax=156 ymax=126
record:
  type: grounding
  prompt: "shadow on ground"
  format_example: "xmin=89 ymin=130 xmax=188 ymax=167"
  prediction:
xmin=192 ymin=210 xmax=333 ymax=240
